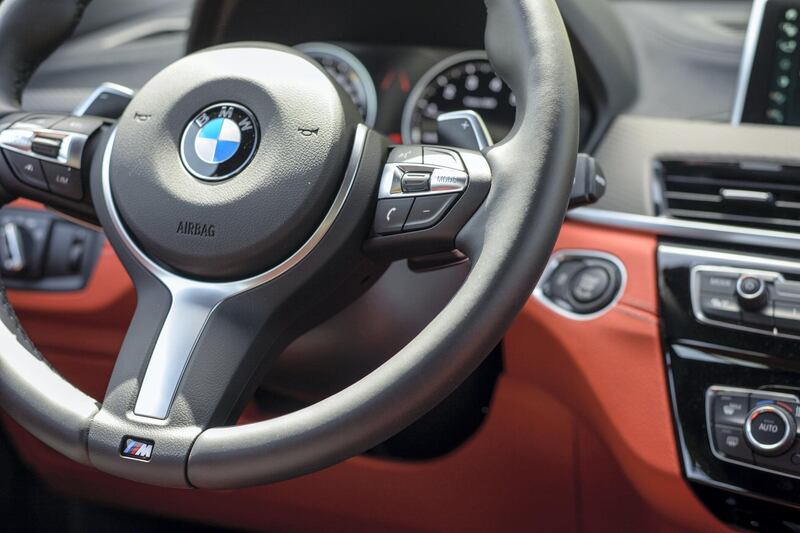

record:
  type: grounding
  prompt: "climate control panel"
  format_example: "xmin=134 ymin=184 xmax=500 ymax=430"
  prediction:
xmin=707 ymin=386 xmax=800 ymax=478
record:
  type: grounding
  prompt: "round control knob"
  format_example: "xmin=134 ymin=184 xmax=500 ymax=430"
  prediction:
xmin=744 ymin=404 xmax=796 ymax=456
xmin=736 ymin=276 xmax=768 ymax=311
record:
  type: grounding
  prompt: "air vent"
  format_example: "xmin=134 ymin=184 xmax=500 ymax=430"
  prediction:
xmin=657 ymin=160 xmax=800 ymax=232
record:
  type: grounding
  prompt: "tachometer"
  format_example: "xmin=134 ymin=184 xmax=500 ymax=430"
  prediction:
xmin=297 ymin=42 xmax=378 ymax=128
xmin=402 ymin=50 xmax=516 ymax=145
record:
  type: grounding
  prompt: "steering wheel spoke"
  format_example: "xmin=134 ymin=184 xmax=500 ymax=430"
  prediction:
xmin=0 ymin=110 xmax=108 ymax=224
xmin=364 ymin=144 xmax=491 ymax=261
xmin=0 ymin=0 xmax=579 ymax=489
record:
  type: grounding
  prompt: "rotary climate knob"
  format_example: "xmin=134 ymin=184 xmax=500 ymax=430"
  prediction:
xmin=736 ymin=276 xmax=769 ymax=311
xmin=744 ymin=404 xmax=796 ymax=456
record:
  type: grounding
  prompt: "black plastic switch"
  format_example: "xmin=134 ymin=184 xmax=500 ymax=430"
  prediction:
xmin=3 ymin=150 xmax=48 ymax=190
xmin=31 ymin=136 xmax=62 ymax=158
xmin=714 ymin=392 xmax=749 ymax=426
xmin=41 ymin=162 xmax=83 ymax=200
xmin=700 ymin=292 xmax=741 ymax=322
xmin=374 ymin=198 xmax=413 ymax=235
xmin=715 ymin=425 xmax=753 ymax=463
xmin=403 ymin=194 xmax=457 ymax=232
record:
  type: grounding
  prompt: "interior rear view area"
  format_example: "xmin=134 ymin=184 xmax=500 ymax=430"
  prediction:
xmin=4 ymin=0 xmax=800 ymax=531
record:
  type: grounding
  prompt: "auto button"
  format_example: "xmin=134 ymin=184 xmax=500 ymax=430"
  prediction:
xmin=745 ymin=404 xmax=796 ymax=456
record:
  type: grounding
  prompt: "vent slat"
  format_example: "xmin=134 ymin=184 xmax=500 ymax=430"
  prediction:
xmin=660 ymin=160 xmax=800 ymax=232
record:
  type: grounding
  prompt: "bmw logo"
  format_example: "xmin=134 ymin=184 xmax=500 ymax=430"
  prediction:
xmin=180 ymin=103 xmax=259 ymax=181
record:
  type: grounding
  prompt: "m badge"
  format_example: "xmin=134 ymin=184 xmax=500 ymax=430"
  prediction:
xmin=120 ymin=436 xmax=154 ymax=461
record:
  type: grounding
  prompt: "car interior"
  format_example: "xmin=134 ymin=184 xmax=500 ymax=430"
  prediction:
xmin=3 ymin=0 xmax=800 ymax=531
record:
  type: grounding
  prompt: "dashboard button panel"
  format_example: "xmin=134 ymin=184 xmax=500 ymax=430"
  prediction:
xmin=534 ymin=250 xmax=625 ymax=319
xmin=689 ymin=266 xmax=800 ymax=337
xmin=707 ymin=386 xmax=800 ymax=477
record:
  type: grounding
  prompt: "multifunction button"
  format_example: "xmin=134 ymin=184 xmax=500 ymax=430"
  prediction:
xmin=708 ymin=387 xmax=800 ymax=477
xmin=0 ymin=113 xmax=103 ymax=201
xmin=373 ymin=146 xmax=468 ymax=235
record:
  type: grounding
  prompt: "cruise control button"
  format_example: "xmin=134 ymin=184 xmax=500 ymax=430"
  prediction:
xmin=715 ymin=425 xmax=753 ymax=462
xmin=374 ymin=198 xmax=413 ymax=235
xmin=713 ymin=392 xmax=749 ymax=426
xmin=52 ymin=116 xmax=104 ymax=135
xmin=774 ymin=300 xmax=800 ymax=334
xmin=403 ymin=194 xmax=458 ymax=232
xmin=699 ymin=272 xmax=738 ymax=295
xmin=41 ymin=162 xmax=83 ymax=200
xmin=423 ymin=147 xmax=464 ymax=171
xmin=570 ymin=266 xmax=611 ymax=303
xmin=700 ymin=292 xmax=740 ymax=322
xmin=387 ymin=146 xmax=423 ymax=164
xmin=3 ymin=151 xmax=48 ymax=190
xmin=31 ymin=136 xmax=62 ymax=158
xmin=401 ymin=172 xmax=430 ymax=193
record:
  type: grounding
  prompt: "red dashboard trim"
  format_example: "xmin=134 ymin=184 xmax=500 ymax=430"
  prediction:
xmin=1 ymin=209 xmax=731 ymax=532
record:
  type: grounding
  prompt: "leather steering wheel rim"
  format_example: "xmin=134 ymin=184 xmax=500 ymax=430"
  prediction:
xmin=0 ymin=0 xmax=578 ymax=488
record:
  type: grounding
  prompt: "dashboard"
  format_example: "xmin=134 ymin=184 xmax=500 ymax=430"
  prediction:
xmin=187 ymin=0 xmax=628 ymax=152
xmin=18 ymin=0 xmax=800 ymax=532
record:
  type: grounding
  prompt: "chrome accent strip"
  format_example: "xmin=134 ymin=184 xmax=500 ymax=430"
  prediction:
xmin=532 ymin=249 xmax=627 ymax=321
xmin=101 ymin=124 xmax=368 ymax=420
xmin=295 ymin=42 xmax=378 ymax=129
xmin=436 ymin=110 xmax=494 ymax=150
xmin=731 ymin=0 xmax=768 ymax=125
xmin=378 ymin=162 xmax=469 ymax=199
xmin=73 ymin=82 xmax=134 ymax=117
xmin=568 ymin=207 xmax=800 ymax=252
xmin=0 ymin=126 xmax=89 ymax=169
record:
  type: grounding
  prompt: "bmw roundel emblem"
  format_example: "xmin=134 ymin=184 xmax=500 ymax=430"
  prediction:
xmin=180 ymin=103 xmax=259 ymax=181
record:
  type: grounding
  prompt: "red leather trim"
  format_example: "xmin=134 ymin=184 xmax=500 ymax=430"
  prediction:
xmin=1 ymin=218 xmax=731 ymax=532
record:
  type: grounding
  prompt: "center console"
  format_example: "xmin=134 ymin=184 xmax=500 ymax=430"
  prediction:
xmin=660 ymin=243 xmax=800 ymax=530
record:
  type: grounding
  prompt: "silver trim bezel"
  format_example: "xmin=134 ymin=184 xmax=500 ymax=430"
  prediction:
xmin=744 ymin=404 xmax=795 ymax=454
xmin=401 ymin=50 xmax=490 ymax=145
xmin=0 ymin=125 xmax=89 ymax=170
xmin=101 ymin=124 xmax=368 ymax=420
xmin=296 ymin=42 xmax=378 ymax=129
xmin=532 ymin=249 xmax=627 ymax=321
xmin=731 ymin=0 xmax=769 ymax=125
xmin=568 ymin=207 xmax=800 ymax=253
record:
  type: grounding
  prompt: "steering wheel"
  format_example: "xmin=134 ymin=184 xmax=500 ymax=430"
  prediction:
xmin=0 ymin=0 xmax=578 ymax=488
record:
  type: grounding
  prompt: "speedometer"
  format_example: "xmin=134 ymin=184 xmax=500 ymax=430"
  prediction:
xmin=402 ymin=51 xmax=516 ymax=145
xmin=297 ymin=42 xmax=378 ymax=128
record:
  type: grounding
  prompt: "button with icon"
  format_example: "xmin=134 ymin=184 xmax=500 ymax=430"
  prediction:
xmin=2 ymin=150 xmax=48 ymax=190
xmin=373 ymin=198 xmax=413 ymax=235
